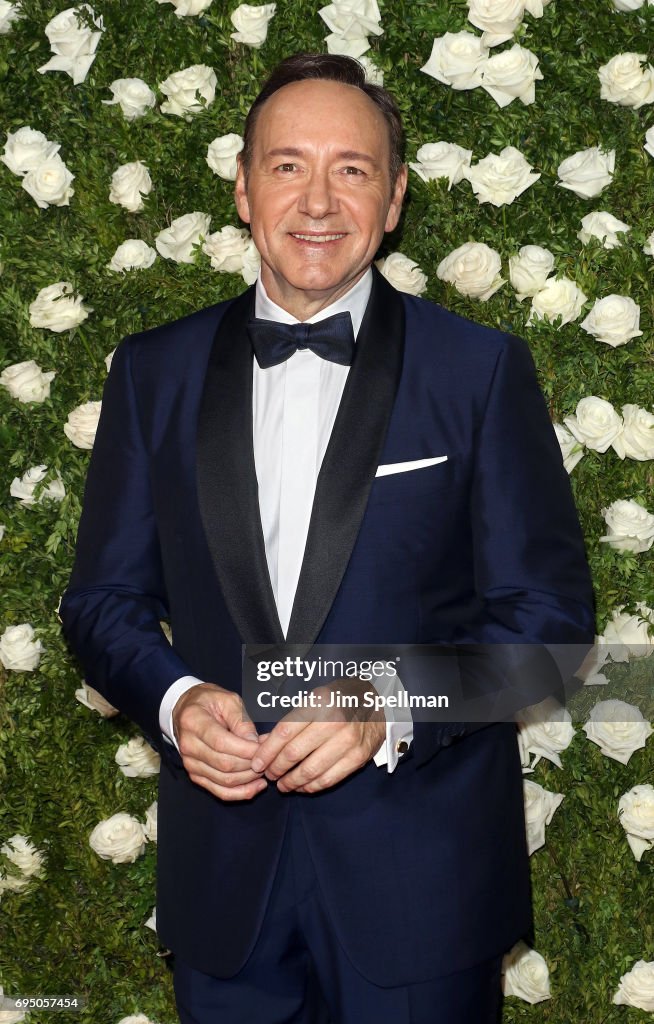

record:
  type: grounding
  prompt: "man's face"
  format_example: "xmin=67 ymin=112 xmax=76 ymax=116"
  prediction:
xmin=234 ymin=78 xmax=407 ymax=317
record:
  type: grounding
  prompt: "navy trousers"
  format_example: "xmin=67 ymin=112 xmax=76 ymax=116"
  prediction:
xmin=172 ymin=802 xmax=505 ymax=1024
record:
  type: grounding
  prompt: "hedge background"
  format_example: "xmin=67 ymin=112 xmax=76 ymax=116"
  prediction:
xmin=0 ymin=0 xmax=653 ymax=1021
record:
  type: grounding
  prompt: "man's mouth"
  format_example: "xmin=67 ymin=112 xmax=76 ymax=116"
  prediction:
xmin=289 ymin=233 xmax=347 ymax=243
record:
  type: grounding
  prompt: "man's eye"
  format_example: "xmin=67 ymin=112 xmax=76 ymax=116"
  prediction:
xmin=276 ymin=163 xmax=296 ymax=172
xmin=343 ymin=166 xmax=364 ymax=175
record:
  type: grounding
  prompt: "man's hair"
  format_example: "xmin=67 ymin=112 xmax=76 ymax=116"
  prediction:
xmin=241 ymin=53 xmax=405 ymax=188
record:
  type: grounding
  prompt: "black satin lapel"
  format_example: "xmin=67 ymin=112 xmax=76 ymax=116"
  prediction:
xmin=195 ymin=287 xmax=285 ymax=645
xmin=285 ymin=267 xmax=405 ymax=644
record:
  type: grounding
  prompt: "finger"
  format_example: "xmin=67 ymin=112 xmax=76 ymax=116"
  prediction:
xmin=184 ymin=757 xmax=267 ymax=788
xmin=261 ymin=721 xmax=347 ymax=781
xmin=178 ymin=714 xmax=260 ymax=764
xmin=276 ymin=735 xmax=362 ymax=793
xmin=250 ymin=719 xmax=311 ymax=774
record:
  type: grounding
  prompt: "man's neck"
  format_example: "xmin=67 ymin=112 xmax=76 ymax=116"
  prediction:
xmin=259 ymin=267 xmax=371 ymax=322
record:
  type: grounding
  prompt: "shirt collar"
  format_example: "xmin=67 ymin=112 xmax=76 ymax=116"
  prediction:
xmin=254 ymin=267 xmax=372 ymax=341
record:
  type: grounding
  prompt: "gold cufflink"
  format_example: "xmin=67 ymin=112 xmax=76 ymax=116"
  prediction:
xmin=396 ymin=740 xmax=409 ymax=755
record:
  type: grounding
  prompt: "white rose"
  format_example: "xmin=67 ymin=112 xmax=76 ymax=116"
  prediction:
xmin=420 ymin=32 xmax=489 ymax=91
xmin=10 ymin=465 xmax=66 ymax=505
xmin=75 ymin=682 xmax=119 ymax=716
xmin=523 ymin=0 xmax=552 ymax=13
xmin=614 ymin=961 xmax=654 ymax=1011
xmin=557 ymin=147 xmax=615 ymax=199
xmin=64 ymin=400 xmax=101 ymax=449
xmin=563 ymin=396 xmax=622 ymax=453
xmin=0 ymin=525 xmax=5 ymax=541
xmin=517 ymin=697 xmax=575 ymax=769
xmin=600 ymin=498 xmax=654 ymax=553
xmin=599 ymin=52 xmax=654 ymax=109
xmin=644 ymin=229 xmax=654 ymax=256
xmin=583 ymin=699 xmax=653 ymax=765
xmin=612 ymin=0 xmax=648 ymax=8
xmin=104 ymin=348 xmax=116 ymax=373
xmin=0 ymin=836 xmax=45 ymax=878
xmin=144 ymin=907 xmax=157 ymax=932
xmin=29 ymin=281 xmax=90 ymax=332
xmin=578 ymin=210 xmax=630 ymax=249
xmin=202 ymin=225 xmax=251 ymax=272
xmin=580 ymin=295 xmax=642 ymax=348
xmin=356 ymin=54 xmax=383 ymax=85
xmin=613 ymin=404 xmax=654 ymax=460
xmin=436 ymin=241 xmax=504 ymax=300
xmin=115 ymin=737 xmax=160 ymax=778
xmin=502 ymin=941 xmax=551 ymax=1004
xmin=409 ymin=141 xmax=472 ymax=189
xmin=617 ymin=784 xmax=654 ymax=861
xmin=0 ymin=360 xmax=55 ymax=403
xmin=325 ymin=32 xmax=370 ymax=58
xmin=509 ymin=244 xmax=554 ymax=300
xmin=0 ymin=623 xmax=44 ymax=670
xmin=527 ymin=277 xmax=587 ymax=327
xmin=159 ymin=64 xmax=217 ymax=117
xmin=241 ymin=237 xmax=261 ymax=285
xmin=89 ymin=812 xmax=147 ymax=863
xmin=102 ymin=78 xmax=156 ymax=120
xmin=1 ymin=126 xmax=59 ymax=175
xmin=553 ymin=423 xmax=585 ymax=473
xmin=645 ymin=126 xmax=654 ymax=158
xmin=109 ymin=161 xmax=153 ymax=213
xmin=0 ymin=0 xmax=21 ymax=33
xmin=464 ymin=146 xmax=539 ymax=206
xmin=37 ymin=5 xmax=103 ymax=85
xmin=0 ymin=984 xmax=26 ymax=1022
xmin=116 ymin=1016 xmax=154 ymax=1024
xmin=319 ymin=0 xmax=382 ymax=40
xmin=601 ymin=603 xmax=654 ymax=660
xmin=22 ymin=154 xmax=74 ymax=209
xmin=157 ymin=0 xmax=213 ymax=15
xmin=230 ymin=3 xmax=276 ymax=47
xmin=376 ymin=253 xmax=427 ymax=295
xmin=480 ymin=44 xmax=543 ymax=107
xmin=467 ymin=0 xmax=526 ymax=47
xmin=156 ymin=211 xmax=211 ymax=263
xmin=523 ymin=779 xmax=564 ymax=855
xmin=206 ymin=133 xmax=244 ymax=180
xmin=108 ymin=239 xmax=157 ymax=273
xmin=143 ymin=801 xmax=158 ymax=842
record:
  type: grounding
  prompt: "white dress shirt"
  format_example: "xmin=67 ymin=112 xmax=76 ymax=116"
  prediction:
xmin=159 ymin=266 xmax=413 ymax=770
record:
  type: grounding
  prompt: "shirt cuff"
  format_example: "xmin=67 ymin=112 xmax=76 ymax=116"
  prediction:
xmin=159 ymin=675 xmax=204 ymax=753
xmin=370 ymin=671 xmax=414 ymax=772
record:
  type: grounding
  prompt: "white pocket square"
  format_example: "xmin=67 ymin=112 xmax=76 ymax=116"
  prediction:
xmin=375 ymin=455 xmax=448 ymax=477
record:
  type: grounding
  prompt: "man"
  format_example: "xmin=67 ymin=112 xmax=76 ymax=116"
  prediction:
xmin=60 ymin=53 xmax=595 ymax=1023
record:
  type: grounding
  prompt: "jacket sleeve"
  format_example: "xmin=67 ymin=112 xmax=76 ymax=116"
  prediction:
xmin=406 ymin=332 xmax=595 ymax=767
xmin=59 ymin=335 xmax=191 ymax=769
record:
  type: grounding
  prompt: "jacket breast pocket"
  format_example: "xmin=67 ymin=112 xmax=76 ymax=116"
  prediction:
xmin=367 ymin=456 xmax=458 ymax=505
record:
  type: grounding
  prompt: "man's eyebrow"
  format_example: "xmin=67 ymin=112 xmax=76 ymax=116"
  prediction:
xmin=265 ymin=147 xmax=379 ymax=165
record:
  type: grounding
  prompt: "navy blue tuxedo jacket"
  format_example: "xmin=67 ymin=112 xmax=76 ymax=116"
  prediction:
xmin=60 ymin=267 xmax=595 ymax=985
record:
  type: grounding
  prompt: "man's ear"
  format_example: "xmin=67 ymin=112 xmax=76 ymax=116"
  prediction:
xmin=384 ymin=163 xmax=408 ymax=234
xmin=234 ymin=155 xmax=251 ymax=225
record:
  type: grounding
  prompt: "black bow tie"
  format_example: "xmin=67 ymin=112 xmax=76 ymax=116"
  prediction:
xmin=247 ymin=311 xmax=356 ymax=369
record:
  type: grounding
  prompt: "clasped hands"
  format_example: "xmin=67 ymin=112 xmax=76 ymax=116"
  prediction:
xmin=172 ymin=679 xmax=385 ymax=801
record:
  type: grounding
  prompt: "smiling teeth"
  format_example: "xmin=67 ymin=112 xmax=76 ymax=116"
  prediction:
xmin=292 ymin=233 xmax=345 ymax=242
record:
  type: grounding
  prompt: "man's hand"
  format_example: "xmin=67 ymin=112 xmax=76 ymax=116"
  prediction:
xmin=251 ymin=679 xmax=385 ymax=794
xmin=173 ymin=682 xmax=267 ymax=801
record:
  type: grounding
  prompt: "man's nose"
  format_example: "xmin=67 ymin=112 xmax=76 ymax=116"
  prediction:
xmin=297 ymin=170 xmax=337 ymax=219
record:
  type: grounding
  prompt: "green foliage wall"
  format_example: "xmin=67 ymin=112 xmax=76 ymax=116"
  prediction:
xmin=0 ymin=1 xmax=652 ymax=1022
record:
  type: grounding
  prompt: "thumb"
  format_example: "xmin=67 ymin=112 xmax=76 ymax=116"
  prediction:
xmin=224 ymin=702 xmax=259 ymax=743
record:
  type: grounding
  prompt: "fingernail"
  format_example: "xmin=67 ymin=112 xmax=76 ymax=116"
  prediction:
xmin=245 ymin=732 xmax=259 ymax=742
xmin=251 ymin=759 xmax=264 ymax=773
